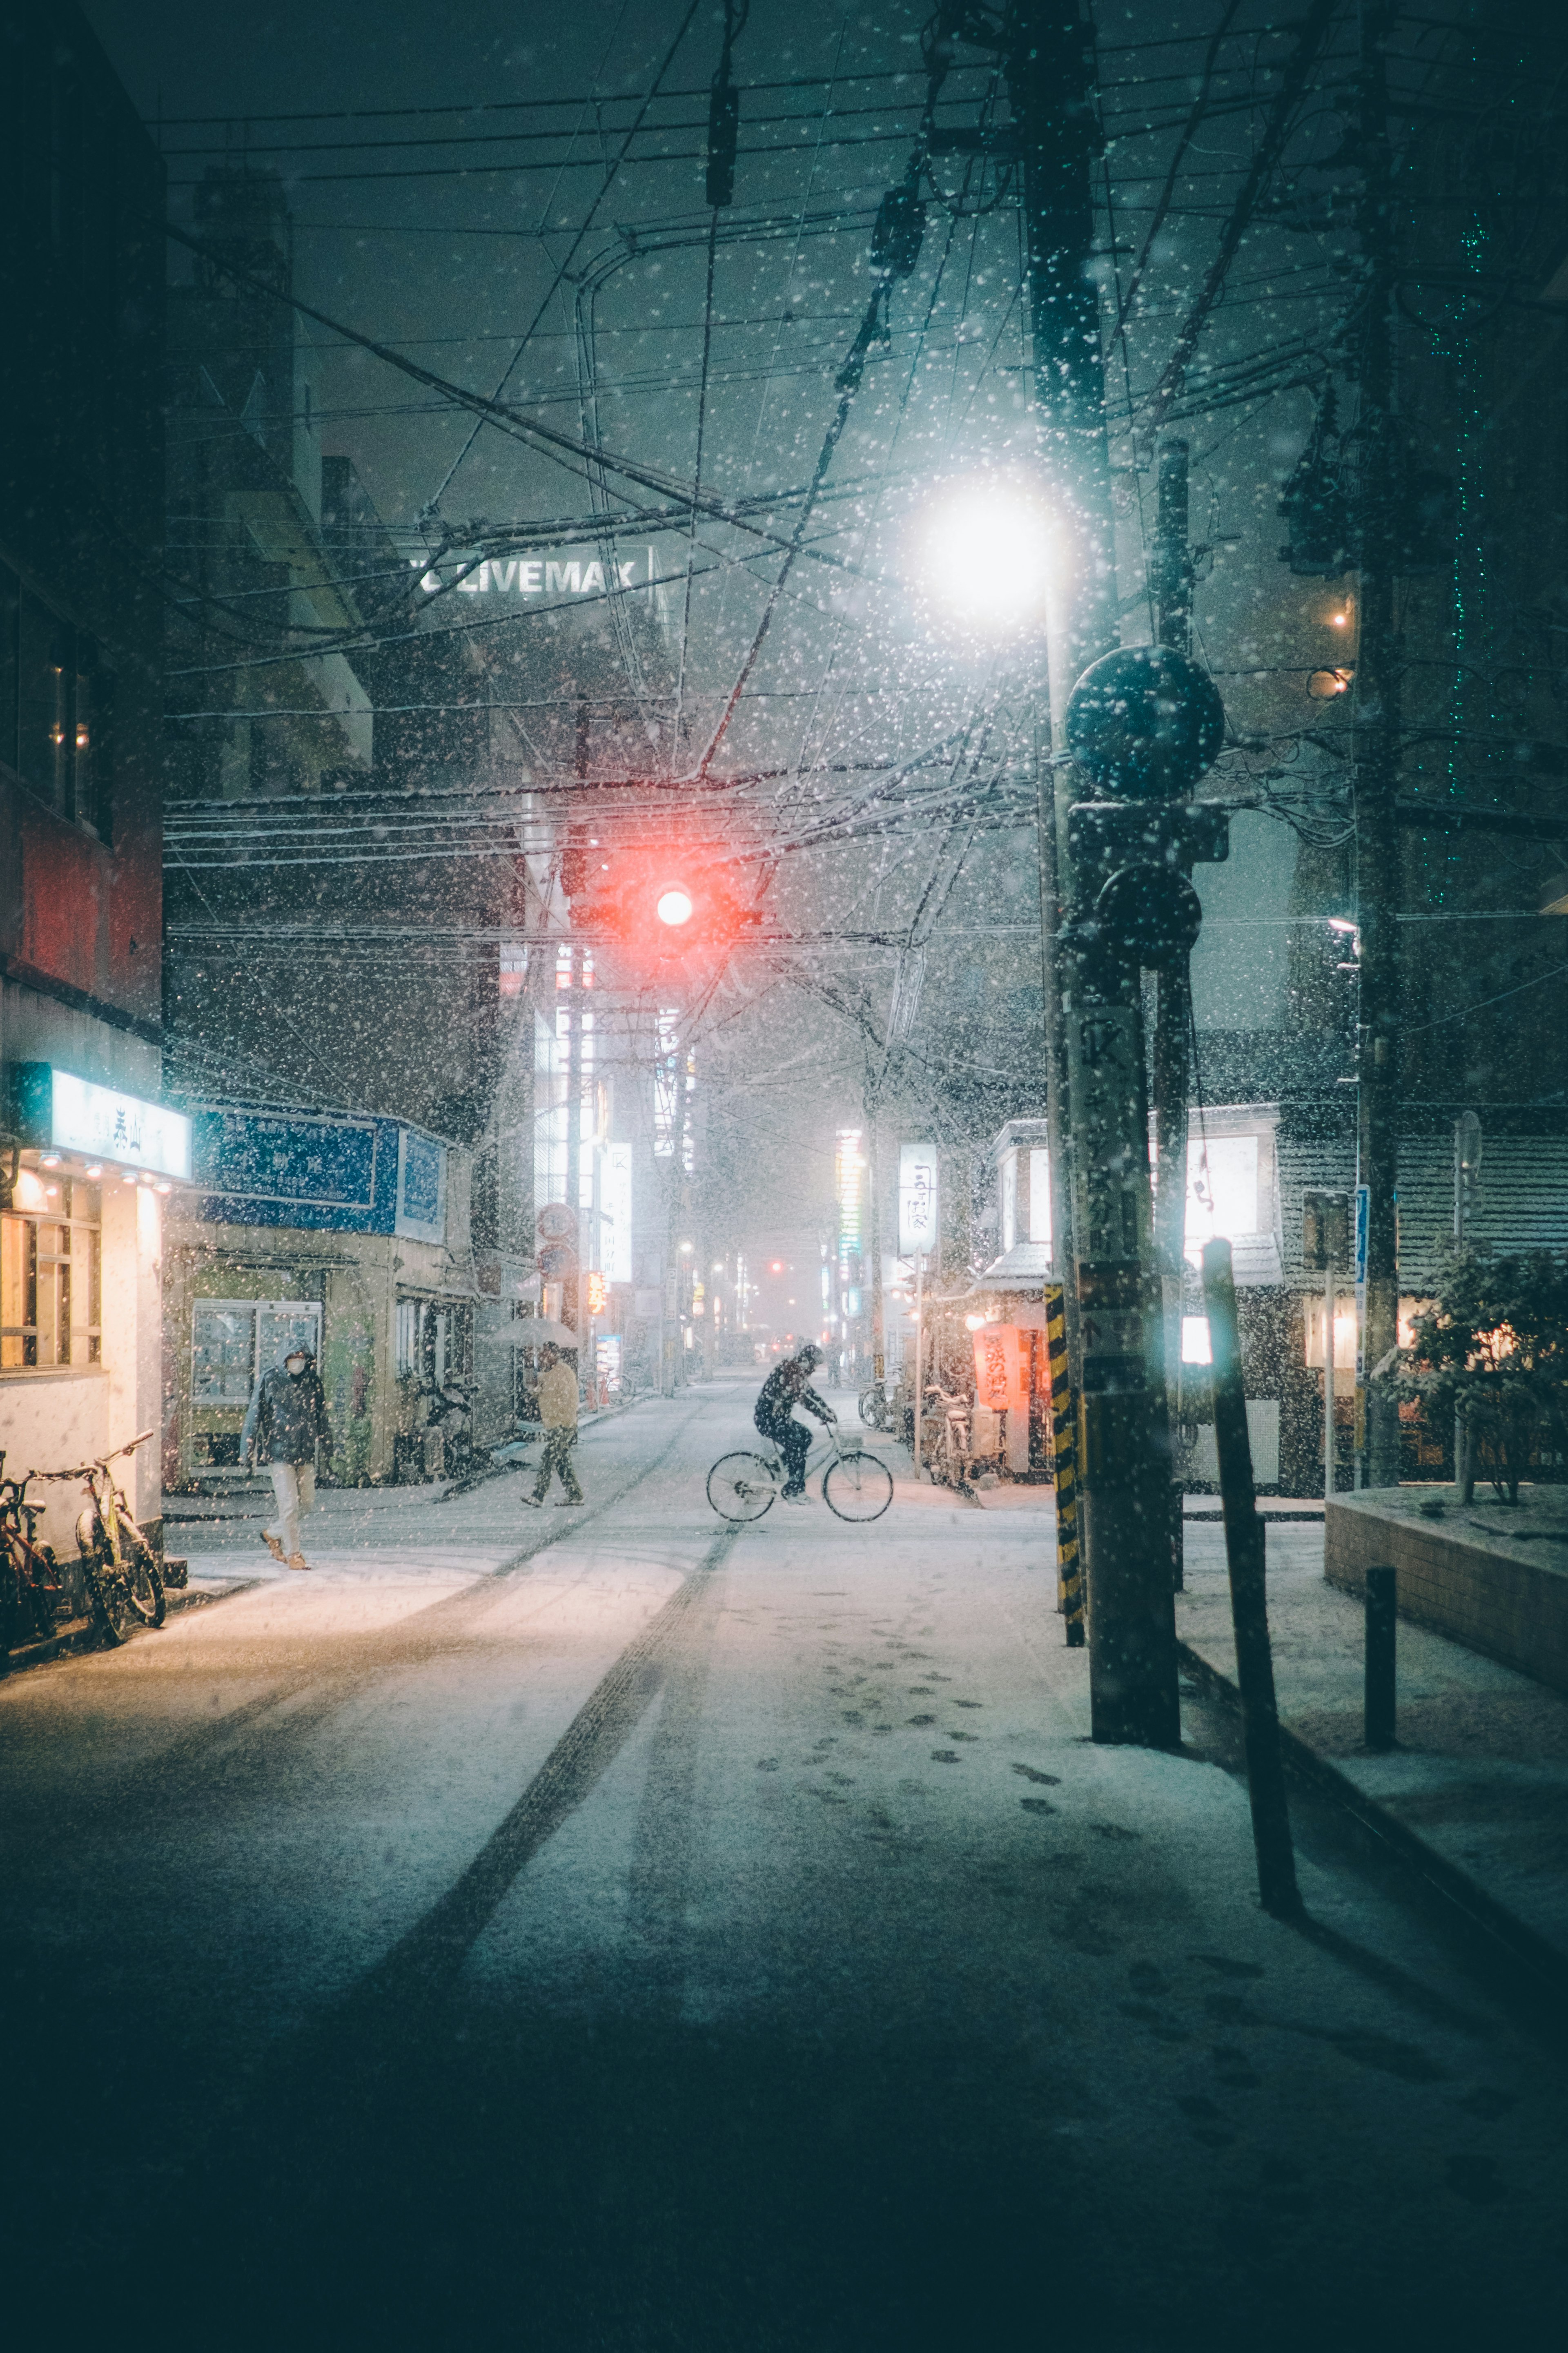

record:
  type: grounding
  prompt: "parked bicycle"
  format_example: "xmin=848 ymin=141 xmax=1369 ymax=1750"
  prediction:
xmin=858 ymin=1380 xmax=894 ymax=1433
xmin=0 ymin=1453 xmax=71 ymax=1655
xmin=707 ymin=1423 xmax=895 ymax=1524
xmin=922 ymin=1383 xmax=974 ymax=1492
xmin=41 ymin=1431 xmax=166 ymax=1647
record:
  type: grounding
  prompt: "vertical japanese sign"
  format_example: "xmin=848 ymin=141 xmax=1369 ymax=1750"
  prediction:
xmin=898 ymin=1143 xmax=939 ymax=1257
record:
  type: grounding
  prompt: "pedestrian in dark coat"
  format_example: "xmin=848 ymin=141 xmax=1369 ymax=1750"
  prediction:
xmin=241 ymin=1347 xmax=330 ymax=1568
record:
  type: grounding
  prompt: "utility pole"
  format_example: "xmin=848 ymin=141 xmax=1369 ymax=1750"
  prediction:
xmin=1006 ymin=6 xmax=1185 ymax=1741
xmin=1353 ymin=0 xmax=1403 ymax=1487
xmin=1150 ymin=437 xmax=1193 ymax=1590
xmin=1002 ymin=0 xmax=1120 ymax=1669
xmin=563 ymin=945 xmax=584 ymax=1341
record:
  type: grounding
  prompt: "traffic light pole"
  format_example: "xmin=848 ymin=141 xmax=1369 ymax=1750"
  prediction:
xmin=1009 ymin=6 xmax=1178 ymax=1740
xmin=1353 ymin=0 xmax=1403 ymax=1488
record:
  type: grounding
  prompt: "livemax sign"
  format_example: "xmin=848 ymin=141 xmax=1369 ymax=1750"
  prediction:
xmin=419 ymin=551 xmax=655 ymax=598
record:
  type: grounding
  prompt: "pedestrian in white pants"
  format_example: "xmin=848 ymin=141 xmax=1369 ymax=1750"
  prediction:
xmin=267 ymin=1459 xmax=316 ymax=1563
xmin=240 ymin=1345 xmax=331 ymax=1571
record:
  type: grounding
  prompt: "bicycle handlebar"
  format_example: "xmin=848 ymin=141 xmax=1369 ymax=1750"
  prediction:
xmin=33 ymin=1429 xmax=156 ymax=1483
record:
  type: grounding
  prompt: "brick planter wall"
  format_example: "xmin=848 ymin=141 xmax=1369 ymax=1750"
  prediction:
xmin=1324 ymin=1492 xmax=1568 ymax=1697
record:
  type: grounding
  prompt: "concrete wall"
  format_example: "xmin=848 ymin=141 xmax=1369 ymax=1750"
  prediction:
xmin=1325 ymin=1492 xmax=1568 ymax=1697
xmin=2 ymin=1184 xmax=162 ymax=1550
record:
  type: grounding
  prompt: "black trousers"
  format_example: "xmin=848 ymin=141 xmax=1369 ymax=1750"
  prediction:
xmin=755 ymin=1411 xmax=811 ymax=1495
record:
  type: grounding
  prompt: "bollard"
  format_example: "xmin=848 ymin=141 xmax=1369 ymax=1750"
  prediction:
xmin=1201 ymin=1239 xmax=1302 ymax=1919
xmin=1364 ymin=1565 xmax=1396 ymax=1750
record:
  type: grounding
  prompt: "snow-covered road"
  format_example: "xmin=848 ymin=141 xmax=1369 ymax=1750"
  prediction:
xmin=2 ymin=1380 xmax=1563 ymax=2349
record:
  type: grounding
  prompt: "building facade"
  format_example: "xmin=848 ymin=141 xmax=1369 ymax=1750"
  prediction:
xmin=161 ymin=1100 xmax=531 ymax=1487
xmin=0 ymin=4 xmax=175 ymax=1547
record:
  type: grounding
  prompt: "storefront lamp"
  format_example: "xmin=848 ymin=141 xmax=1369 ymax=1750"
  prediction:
xmin=964 ymin=1313 xmax=985 ymax=1332
xmin=40 ymin=1152 xmax=61 ymax=1168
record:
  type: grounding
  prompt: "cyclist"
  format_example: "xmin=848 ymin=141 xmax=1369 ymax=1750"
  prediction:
xmin=754 ymin=1343 xmax=836 ymax=1505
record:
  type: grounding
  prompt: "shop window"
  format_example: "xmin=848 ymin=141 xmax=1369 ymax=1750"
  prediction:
xmin=1 ymin=1171 xmax=101 ymax=1371
xmin=191 ymin=1298 xmax=321 ymax=1405
xmin=4 ymin=575 xmax=112 ymax=836
xmin=1185 ymin=1135 xmax=1259 ymax=1262
xmin=396 ymin=1298 xmax=472 ymax=1388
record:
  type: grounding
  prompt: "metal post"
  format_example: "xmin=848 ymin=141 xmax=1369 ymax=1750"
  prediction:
xmin=563 ymin=946 xmax=583 ymax=1338
xmin=1454 ymin=1111 xmax=1479 ymax=1498
xmin=913 ymin=1248 xmax=925 ymax=1479
xmin=1202 ymin=1238 xmax=1302 ymax=1918
xmin=1364 ymin=1564 xmax=1396 ymax=1750
xmin=1354 ymin=0 xmax=1403 ymax=1489
xmin=867 ymin=1108 xmax=885 ymax=1392
xmin=1152 ymin=437 xmax=1194 ymax=1589
xmin=1324 ymin=1258 xmax=1337 ymax=1498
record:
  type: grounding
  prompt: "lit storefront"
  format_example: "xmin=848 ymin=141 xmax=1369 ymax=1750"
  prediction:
xmin=163 ymin=1103 xmax=493 ymax=1488
xmin=1 ymin=1065 xmax=188 ymax=1550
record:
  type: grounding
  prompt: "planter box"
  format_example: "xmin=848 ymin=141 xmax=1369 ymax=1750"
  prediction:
xmin=1325 ymin=1488 xmax=1568 ymax=1696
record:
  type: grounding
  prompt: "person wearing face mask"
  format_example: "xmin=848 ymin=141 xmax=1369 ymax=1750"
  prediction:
xmin=241 ymin=1345 xmax=332 ymax=1570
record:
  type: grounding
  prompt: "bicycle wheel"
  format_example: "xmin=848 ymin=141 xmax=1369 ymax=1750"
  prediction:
xmin=823 ymin=1452 xmax=895 ymax=1523
xmin=706 ymin=1453 xmax=777 ymax=1523
xmin=858 ymin=1385 xmax=886 ymax=1431
xmin=125 ymin=1545 xmax=167 ymax=1629
xmin=83 ymin=1550 xmax=130 ymax=1646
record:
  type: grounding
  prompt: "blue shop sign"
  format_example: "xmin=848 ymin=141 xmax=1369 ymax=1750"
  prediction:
xmin=188 ymin=1107 xmax=447 ymax=1238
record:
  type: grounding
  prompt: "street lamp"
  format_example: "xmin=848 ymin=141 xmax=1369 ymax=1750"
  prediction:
xmin=916 ymin=477 xmax=1056 ymax=629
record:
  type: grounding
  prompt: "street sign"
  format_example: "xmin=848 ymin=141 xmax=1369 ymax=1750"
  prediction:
xmin=1302 ymin=1188 xmax=1349 ymax=1274
xmin=898 ymin=1143 xmax=939 ymax=1256
xmin=537 ymin=1202 xmax=578 ymax=1242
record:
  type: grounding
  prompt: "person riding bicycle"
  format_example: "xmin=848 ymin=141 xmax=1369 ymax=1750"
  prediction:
xmin=754 ymin=1344 xmax=836 ymax=1505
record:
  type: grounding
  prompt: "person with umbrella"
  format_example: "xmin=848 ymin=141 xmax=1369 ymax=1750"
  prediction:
xmin=522 ymin=1341 xmax=584 ymax=1508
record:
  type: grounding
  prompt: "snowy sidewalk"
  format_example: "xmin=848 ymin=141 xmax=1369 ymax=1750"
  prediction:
xmin=1178 ymin=1519 xmax=1568 ymax=1982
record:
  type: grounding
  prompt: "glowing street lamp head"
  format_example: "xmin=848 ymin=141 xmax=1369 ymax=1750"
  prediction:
xmin=919 ymin=479 xmax=1054 ymax=627
xmin=656 ymin=886 xmax=694 ymax=927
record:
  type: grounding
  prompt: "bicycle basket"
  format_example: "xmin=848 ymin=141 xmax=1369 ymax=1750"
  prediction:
xmin=837 ymin=1430 xmax=863 ymax=1455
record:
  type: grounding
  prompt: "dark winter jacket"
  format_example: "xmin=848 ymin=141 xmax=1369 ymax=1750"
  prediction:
xmin=755 ymin=1359 xmax=833 ymax=1436
xmin=242 ymin=1361 xmax=331 ymax=1467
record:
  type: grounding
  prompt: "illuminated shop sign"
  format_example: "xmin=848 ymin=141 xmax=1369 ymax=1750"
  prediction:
xmin=418 ymin=550 xmax=656 ymax=599
xmin=898 ymin=1142 xmax=939 ymax=1256
xmin=9 ymin=1064 xmax=191 ymax=1179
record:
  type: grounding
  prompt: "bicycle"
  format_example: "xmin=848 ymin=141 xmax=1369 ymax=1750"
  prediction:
xmin=858 ymin=1381 xmax=894 ymax=1434
xmin=922 ymin=1384 xmax=974 ymax=1492
xmin=40 ymin=1431 xmax=166 ymax=1647
xmin=706 ymin=1422 xmax=895 ymax=1524
xmin=0 ymin=1454 xmax=71 ymax=1655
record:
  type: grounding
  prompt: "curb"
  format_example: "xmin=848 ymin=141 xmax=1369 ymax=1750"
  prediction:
xmin=0 ymin=1577 xmax=262 ymax=1679
xmin=1176 ymin=1637 xmax=1567 ymax=1999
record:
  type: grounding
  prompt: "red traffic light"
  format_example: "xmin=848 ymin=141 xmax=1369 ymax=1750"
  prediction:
xmin=575 ymin=846 xmax=753 ymax=963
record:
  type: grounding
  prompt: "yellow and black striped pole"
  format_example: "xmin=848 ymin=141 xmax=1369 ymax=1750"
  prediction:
xmin=1045 ymin=1284 xmax=1085 ymax=1647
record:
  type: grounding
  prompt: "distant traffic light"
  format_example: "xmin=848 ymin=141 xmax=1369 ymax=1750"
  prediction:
xmin=573 ymin=845 xmax=756 ymax=964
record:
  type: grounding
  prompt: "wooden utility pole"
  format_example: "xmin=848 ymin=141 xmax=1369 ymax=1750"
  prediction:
xmin=1008 ymin=6 xmax=1179 ymax=1742
xmin=562 ymin=945 xmax=584 ymax=1339
xmin=1353 ymin=0 xmax=1403 ymax=1487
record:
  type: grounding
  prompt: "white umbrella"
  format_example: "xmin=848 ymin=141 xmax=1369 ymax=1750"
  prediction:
xmin=515 ymin=1318 xmax=580 ymax=1348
